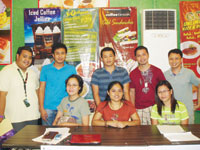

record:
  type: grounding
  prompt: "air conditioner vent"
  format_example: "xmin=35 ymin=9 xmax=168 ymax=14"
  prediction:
xmin=145 ymin=10 xmax=175 ymax=30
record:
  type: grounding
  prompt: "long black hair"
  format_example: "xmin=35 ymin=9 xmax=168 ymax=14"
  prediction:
xmin=155 ymin=80 xmax=178 ymax=116
xmin=104 ymin=81 xmax=125 ymax=101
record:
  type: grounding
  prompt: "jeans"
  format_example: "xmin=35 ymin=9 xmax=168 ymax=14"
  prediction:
xmin=42 ymin=109 xmax=57 ymax=126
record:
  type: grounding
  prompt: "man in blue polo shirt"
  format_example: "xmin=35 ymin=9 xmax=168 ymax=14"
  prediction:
xmin=39 ymin=43 xmax=76 ymax=125
xmin=91 ymin=47 xmax=131 ymax=106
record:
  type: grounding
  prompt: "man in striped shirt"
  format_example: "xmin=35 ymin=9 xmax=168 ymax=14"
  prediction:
xmin=91 ymin=47 xmax=131 ymax=106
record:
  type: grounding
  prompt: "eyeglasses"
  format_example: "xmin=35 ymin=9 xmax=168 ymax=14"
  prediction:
xmin=158 ymin=90 xmax=170 ymax=94
xmin=67 ymin=84 xmax=78 ymax=88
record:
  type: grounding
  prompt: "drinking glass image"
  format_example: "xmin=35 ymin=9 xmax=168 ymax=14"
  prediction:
xmin=53 ymin=25 xmax=61 ymax=43
xmin=43 ymin=26 xmax=53 ymax=48
xmin=35 ymin=26 xmax=44 ymax=48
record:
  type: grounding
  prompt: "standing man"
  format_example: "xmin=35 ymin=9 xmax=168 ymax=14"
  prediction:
xmin=130 ymin=46 xmax=165 ymax=125
xmin=39 ymin=43 xmax=76 ymax=125
xmin=91 ymin=47 xmax=130 ymax=106
xmin=0 ymin=46 xmax=40 ymax=132
xmin=164 ymin=49 xmax=200 ymax=124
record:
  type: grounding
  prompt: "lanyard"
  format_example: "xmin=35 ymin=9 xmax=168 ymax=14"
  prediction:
xmin=17 ymin=69 xmax=28 ymax=99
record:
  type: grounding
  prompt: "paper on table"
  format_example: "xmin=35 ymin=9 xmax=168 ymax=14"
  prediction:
xmin=0 ymin=118 xmax=13 ymax=136
xmin=164 ymin=132 xmax=200 ymax=142
xmin=32 ymin=128 xmax=71 ymax=144
xmin=157 ymin=125 xmax=185 ymax=134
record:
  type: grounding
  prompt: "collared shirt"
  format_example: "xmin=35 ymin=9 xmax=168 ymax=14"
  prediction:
xmin=164 ymin=67 xmax=200 ymax=123
xmin=91 ymin=66 xmax=130 ymax=101
xmin=130 ymin=65 xmax=166 ymax=109
xmin=40 ymin=62 xmax=76 ymax=110
xmin=0 ymin=62 xmax=40 ymax=123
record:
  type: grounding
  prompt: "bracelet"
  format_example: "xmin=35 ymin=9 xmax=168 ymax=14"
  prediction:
xmin=0 ymin=115 xmax=4 ymax=118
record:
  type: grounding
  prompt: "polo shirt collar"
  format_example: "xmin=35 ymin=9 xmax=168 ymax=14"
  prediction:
xmin=13 ymin=62 xmax=30 ymax=73
xmin=169 ymin=67 xmax=184 ymax=76
xmin=102 ymin=66 xmax=118 ymax=72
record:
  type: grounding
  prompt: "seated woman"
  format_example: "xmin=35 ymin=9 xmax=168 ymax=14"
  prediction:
xmin=92 ymin=81 xmax=140 ymax=128
xmin=53 ymin=74 xmax=90 ymax=126
xmin=151 ymin=80 xmax=189 ymax=125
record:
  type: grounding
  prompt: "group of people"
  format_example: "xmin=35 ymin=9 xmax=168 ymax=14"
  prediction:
xmin=0 ymin=42 xmax=200 ymax=133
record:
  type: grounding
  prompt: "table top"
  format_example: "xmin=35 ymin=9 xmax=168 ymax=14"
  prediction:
xmin=2 ymin=125 xmax=200 ymax=149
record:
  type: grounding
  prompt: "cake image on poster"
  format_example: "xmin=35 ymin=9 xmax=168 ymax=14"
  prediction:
xmin=0 ymin=37 xmax=9 ymax=61
xmin=0 ymin=0 xmax=10 ymax=30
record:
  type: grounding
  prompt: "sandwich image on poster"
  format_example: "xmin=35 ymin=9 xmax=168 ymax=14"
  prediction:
xmin=113 ymin=27 xmax=138 ymax=45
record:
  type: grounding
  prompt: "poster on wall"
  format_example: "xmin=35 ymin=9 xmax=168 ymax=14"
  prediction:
xmin=0 ymin=0 xmax=11 ymax=65
xmin=99 ymin=7 xmax=138 ymax=73
xmin=62 ymin=8 xmax=99 ymax=112
xmin=39 ymin=0 xmax=110 ymax=8
xmin=179 ymin=1 xmax=200 ymax=108
xmin=24 ymin=8 xmax=61 ymax=69
xmin=180 ymin=1 xmax=200 ymax=77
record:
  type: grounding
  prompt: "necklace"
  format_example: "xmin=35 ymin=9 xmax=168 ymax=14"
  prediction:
xmin=109 ymin=101 xmax=123 ymax=110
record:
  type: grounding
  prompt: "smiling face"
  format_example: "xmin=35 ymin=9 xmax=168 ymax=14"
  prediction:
xmin=102 ymin=51 xmax=115 ymax=67
xmin=66 ymin=77 xmax=80 ymax=99
xmin=168 ymin=53 xmax=182 ymax=70
xmin=107 ymin=83 xmax=123 ymax=102
xmin=53 ymin=48 xmax=66 ymax=65
xmin=157 ymin=85 xmax=172 ymax=104
xmin=16 ymin=50 xmax=32 ymax=72
xmin=135 ymin=49 xmax=149 ymax=66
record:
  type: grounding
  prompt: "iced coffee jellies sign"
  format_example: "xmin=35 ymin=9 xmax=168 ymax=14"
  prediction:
xmin=24 ymin=8 xmax=61 ymax=59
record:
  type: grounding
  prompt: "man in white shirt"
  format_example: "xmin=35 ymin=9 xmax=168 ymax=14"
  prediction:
xmin=0 ymin=46 xmax=40 ymax=132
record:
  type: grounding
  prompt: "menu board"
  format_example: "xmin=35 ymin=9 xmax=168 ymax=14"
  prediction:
xmin=62 ymin=8 xmax=99 ymax=112
xmin=99 ymin=7 xmax=138 ymax=73
xmin=0 ymin=0 xmax=11 ymax=65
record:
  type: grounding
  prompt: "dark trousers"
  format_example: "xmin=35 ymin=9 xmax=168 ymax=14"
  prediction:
xmin=12 ymin=119 xmax=39 ymax=133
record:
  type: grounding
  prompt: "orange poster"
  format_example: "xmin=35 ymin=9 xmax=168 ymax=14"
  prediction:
xmin=180 ymin=1 xmax=200 ymax=78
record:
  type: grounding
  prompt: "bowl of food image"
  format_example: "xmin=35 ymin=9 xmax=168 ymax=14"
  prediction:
xmin=181 ymin=41 xmax=200 ymax=59
xmin=76 ymin=62 xmax=96 ymax=80
xmin=196 ymin=57 xmax=200 ymax=75
xmin=79 ymin=82 xmax=89 ymax=98
xmin=62 ymin=0 xmax=79 ymax=8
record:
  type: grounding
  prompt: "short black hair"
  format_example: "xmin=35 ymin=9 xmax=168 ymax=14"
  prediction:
xmin=65 ymin=74 xmax=84 ymax=94
xmin=134 ymin=46 xmax=149 ymax=56
xmin=100 ymin=47 xmax=115 ymax=58
xmin=17 ymin=46 xmax=33 ymax=56
xmin=52 ymin=43 xmax=67 ymax=54
xmin=168 ymin=48 xmax=183 ymax=58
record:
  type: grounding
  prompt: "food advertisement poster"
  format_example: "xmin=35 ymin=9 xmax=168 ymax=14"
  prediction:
xmin=99 ymin=7 xmax=138 ymax=73
xmin=39 ymin=0 xmax=110 ymax=9
xmin=62 ymin=8 xmax=99 ymax=112
xmin=0 ymin=0 xmax=11 ymax=65
xmin=180 ymin=1 xmax=200 ymax=109
xmin=24 ymin=8 xmax=61 ymax=68
xmin=180 ymin=1 xmax=200 ymax=77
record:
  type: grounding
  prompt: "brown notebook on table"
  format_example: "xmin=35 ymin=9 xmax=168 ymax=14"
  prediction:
xmin=70 ymin=134 xmax=101 ymax=145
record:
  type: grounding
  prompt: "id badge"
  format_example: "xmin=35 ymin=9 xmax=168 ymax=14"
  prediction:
xmin=23 ymin=99 xmax=30 ymax=107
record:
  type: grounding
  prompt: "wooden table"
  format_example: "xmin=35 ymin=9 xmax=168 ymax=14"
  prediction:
xmin=2 ymin=125 xmax=200 ymax=149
